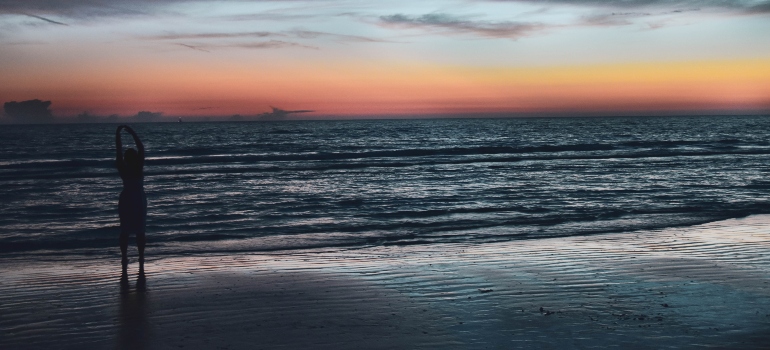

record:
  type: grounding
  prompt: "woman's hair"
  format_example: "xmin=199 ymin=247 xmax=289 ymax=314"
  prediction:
xmin=124 ymin=148 xmax=140 ymax=170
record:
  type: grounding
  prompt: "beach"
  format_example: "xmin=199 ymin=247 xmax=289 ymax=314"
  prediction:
xmin=2 ymin=215 xmax=769 ymax=349
xmin=3 ymin=0 xmax=770 ymax=346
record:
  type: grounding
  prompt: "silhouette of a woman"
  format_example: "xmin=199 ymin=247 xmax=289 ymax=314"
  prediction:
xmin=116 ymin=125 xmax=146 ymax=269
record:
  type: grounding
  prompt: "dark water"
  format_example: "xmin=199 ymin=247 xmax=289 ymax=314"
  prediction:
xmin=2 ymin=116 xmax=770 ymax=256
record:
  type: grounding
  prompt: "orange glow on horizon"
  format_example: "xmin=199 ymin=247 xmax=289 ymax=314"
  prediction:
xmin=3 ymin=58 xmax=769 ymax=117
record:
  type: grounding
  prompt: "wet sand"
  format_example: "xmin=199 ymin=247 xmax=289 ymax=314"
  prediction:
xmin=2 ymin=216 xmax=770 ymax=349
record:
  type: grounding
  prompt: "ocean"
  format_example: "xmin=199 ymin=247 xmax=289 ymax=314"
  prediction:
xmin=2 ymin=116 xmax=770 ymax=258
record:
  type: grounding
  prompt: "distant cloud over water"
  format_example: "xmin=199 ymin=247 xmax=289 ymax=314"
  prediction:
xmin=133 ymin=111 xmax=163 ymax=122
xmin=3 ymin=99 xmax=54 ymax=123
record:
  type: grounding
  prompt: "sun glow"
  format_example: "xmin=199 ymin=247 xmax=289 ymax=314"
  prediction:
xmin=2 ymin=0 xmax=770 ymax=119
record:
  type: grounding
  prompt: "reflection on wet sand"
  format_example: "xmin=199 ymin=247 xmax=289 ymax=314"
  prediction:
xmin=1 ymin=216 xmax=770 ymax=349
xmin=118 ymin=266 xmax=149 ymax=350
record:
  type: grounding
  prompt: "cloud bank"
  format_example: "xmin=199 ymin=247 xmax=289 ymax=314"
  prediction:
xmin=3 ymin=99 xmax=54 ymax=123
xmin=379 ymin=13 xmax=543 ymax=39
xmin=0 ymin=103 xmax=176 ymax=123
xmin=146 ymin=29 xmax=386 ymax=52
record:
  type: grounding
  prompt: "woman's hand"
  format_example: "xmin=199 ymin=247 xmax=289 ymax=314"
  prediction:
xmin=119 ymin=125 xmax=144 ymax=162
xmin=123 ymin=126 xmax=138 ymax=138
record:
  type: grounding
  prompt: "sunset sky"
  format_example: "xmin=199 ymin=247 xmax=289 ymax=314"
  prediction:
xmin=1 ymin=0 xmax=770 ymax=119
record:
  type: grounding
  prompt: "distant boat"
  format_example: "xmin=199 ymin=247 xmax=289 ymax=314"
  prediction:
xmin=178 ymin=117 xmax=182 ymax=123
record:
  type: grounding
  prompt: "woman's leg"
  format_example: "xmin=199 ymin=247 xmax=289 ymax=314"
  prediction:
xmin=137 ymin=231 xmax=146 ymax=265
xmin=119 ymin=230 xmax=129 ymax=268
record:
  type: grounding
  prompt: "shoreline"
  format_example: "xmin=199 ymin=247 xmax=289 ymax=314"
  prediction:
xmin=2 ymin=216 xmax=770 ymax=349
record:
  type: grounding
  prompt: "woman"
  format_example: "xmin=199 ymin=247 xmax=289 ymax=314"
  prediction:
xmin=116 ymin=125 xmax=146 ymax=269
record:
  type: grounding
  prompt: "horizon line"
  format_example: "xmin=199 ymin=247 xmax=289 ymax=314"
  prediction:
xmin=3 ymin=111 xmax=770 ymax=125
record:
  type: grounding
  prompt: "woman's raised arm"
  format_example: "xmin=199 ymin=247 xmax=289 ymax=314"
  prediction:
xmin=116 ymin=125 xmax=125 ymax=162
xmin=123 ymin=125 xmax=145 ymax=163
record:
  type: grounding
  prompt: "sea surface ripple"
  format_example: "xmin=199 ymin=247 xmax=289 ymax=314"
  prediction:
xmin=1 ymin=116 xmax=769 ymax=256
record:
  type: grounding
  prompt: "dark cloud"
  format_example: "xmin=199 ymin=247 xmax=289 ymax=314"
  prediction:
xmin=582 ymin=11 xmax=652 ymax=26
xmin=0 ymin=1 xmax=339 ymax=19
xmin=0 ymin=0 xmax=186 ymax=18
xmin=577 ymin=7 xmax=704 ymax=28
xmin=3 ymin=99 xmax=54 ymax=123
xmin=147 ymin=29 xmax=385 ymax=51
xmin=145 ymin=30 xmax=387 ymax=48
xmin=146 ymin=31 xmax=293 ymax=51
xmin=76 ymin=111 xmax=119 ymax=123
xmin=171 ymin=40 xmax=318 ymax=51
xmin=177 ymin=43 xmax=211 ymax=52
xmin=3 ymin=0 xmax=769 ymax=20
xmin=747 ymin=2 xmax=770 ymax=13
xmin=76 ymin=111 xmax=100 ymax=122
xmin=379 ymin=13 xmax=542 ymax=39
xmin=495 ymin=0 xmax=770 ymax=14
xmin=145 ymin=31 xmax=278 ymax=40
xmin=231 ymin=40 xmax=318 ymax=50
xmin=72 ymin=111 xmax=155 ymax=123
xmin=132 ymin=111 xmax=162 ymax=122
xmin=287 ymin=30 xmax=393 ymax=43
xmin=24 ymin=13 xmax=68 ymax=25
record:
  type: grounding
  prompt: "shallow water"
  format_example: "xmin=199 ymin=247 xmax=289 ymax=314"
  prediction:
xmin=2 ymin=116 xmax=770 ymax=256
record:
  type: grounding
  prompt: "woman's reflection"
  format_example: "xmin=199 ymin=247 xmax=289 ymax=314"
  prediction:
xmin=118 ymin=266 xmax=149 ymax=349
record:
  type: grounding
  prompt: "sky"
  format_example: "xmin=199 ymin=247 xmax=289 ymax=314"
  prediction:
xmin=1 ymin=0 xmax=770 ymax=120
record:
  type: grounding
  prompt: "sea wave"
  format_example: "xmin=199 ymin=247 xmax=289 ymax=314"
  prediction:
xmin=2 ymin=116 xmax=770 ymax=256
